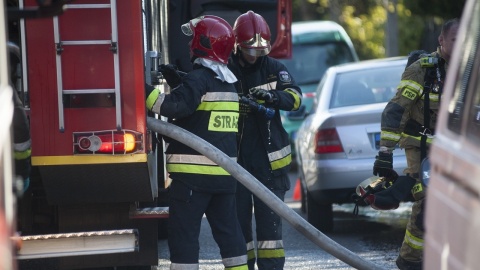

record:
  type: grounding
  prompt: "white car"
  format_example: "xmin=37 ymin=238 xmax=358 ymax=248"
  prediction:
xmin=295 ymin=57 xmax=408 ymax=232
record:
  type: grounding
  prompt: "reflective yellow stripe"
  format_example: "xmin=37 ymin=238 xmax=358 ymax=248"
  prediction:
xmin=284 ymin=88 xmax=301 ymax=110
xmin=257 ymin=240 xmax=285 ymax=259
xmin=223 ymin=255 xmax=248 ymax=270
xmin=167 ymin=164 xmax=230 ymax=175
xmin=421 ymin=92 xmax=439 ymax=102
xmin=197 ymin=101 xmax=239 ymax=111
xmin=268 ymin=146 xmax=291 ymax=170
xmin=398 ymin=80 xmax=423 ymax=95
xmin=32 ymin=154 xmax=148 ymax=166
xmin=146 ymin=88 xmax=160 ymax=110
xmin=381 ymin=130 xmax=401 ymax=142
xmin=14 ymin=148 xmax=31 ymax=160
xmin=208 ymin=111 xmax=238 ymax=132
xmin=400 ymin=133 xmax=434 ymax=144
xmin=225 ymin=265 xmax=248 ymax=270
xmin=271 ymin=154 xmax=291 ymax=170
xmin=404 ymin=229 xmax=424 ymax=250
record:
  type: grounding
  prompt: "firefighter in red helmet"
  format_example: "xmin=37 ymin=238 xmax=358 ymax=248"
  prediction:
xmin=146 ymin=15 xmax=247 ymax=269
xmin=228 ymin=10 xmax=302 ymax=270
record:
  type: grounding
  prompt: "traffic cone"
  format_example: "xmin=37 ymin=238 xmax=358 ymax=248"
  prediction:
xmin=292 ymin=178 xmax=301 ymax=201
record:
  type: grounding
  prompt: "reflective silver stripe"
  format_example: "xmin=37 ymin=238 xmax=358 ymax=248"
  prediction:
xmin=268 ymin=145 xmax=291 ymax=162
xmin=167 ymin=154 xmax=236 ymax=165
xmin=246 ymin=241 xmax=255 ymax=251
xmin=14 ymin=139 xmax=32 ymax=152
xmin=201 ymin=92 xmax=238 ymax=102
xmin=151 ymin=93 xmax=166 ymax=114
xmin=252 ymin=81 xmax=277 ymax=91
xmin=222 ymin=254 xmax=248 ymax=267
xmin=257 ymin=240 xmax=284 ymax=249
xmin=170 ymin=263 xmax=199 ymax=270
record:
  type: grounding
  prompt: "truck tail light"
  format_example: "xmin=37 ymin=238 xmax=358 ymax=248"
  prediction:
xmin=73 ymin=130 xmax=143 ymax=154
xmin=314 ymin=128 xmax=343 ymax=154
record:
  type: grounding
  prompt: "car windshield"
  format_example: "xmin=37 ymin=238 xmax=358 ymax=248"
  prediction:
xmin=279 ymin=43 xmax=355 ymax=85
xmin=329 ymin=63 xmax=405 ymax=108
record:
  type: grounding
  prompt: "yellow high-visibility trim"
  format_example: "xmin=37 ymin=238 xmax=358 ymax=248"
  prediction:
xmin=145 ymin=88 xmax=160 ymax=110
xmin=381 ymin=130 xmax=401 ymax=142
xmin=404 ymin=230 xmax=424 ymax=250
xmin=284 ymin=88 xmax=301 ymax=110
xmin=32 ymin=154 xmax=148 ymax=166
xmin=167 ymin=164 xmax=230 ymax=176
xmin=247 ymin=249 xmax=256 ymax=260
xmin=270 ymin=154 xmax=291 ymax=170
xmin=14 ymin=148 xmax=31 ymax=160
xmin=197 ymin=101 xmax=239 ymax=111
xmin=225 ymin=265 xmax=248 ymax=270
xmin=257 ymin=248 xmax=285 ymax=259
xmin=400 ymin=133 xmax=434 ymax=144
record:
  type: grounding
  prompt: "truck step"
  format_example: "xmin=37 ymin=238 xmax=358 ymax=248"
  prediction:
xmin=130 ymin=206 xmax=169 ymax=219
xmin=16 ymin=229 xmax=138 ymax=260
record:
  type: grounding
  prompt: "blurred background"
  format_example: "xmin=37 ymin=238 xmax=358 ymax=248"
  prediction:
xmin=292 ymin=0 xmax=466 ymax=60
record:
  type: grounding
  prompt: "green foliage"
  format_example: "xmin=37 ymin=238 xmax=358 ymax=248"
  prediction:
xmin=292 ymin=0 xmax=465 ymax=60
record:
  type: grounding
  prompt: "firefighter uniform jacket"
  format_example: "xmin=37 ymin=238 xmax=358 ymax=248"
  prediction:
xmin=148 ymin=65 xmax=239 ymax=193
xmin=380 ymin=48 xmax=447 ymax=150
xmin=228 ymin=54 xmax=302 ymax=178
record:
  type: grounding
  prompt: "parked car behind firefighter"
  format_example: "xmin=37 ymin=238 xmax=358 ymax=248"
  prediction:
xmin=295 ymin=57 xmax=408 ymax=232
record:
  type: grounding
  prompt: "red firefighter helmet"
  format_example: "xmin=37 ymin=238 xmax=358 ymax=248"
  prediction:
xmin=181 ymin=15 xmax=235 ymax=64
xmin=233 ymin=10 xmax=271 ymax=57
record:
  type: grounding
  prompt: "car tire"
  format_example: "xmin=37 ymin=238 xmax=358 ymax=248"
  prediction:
xmin=306 ymin=191 xmax=333 ymax=232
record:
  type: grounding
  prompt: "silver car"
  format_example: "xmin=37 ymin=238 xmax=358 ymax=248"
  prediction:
xmin=295 ymin=57 xmax=408 ymax=232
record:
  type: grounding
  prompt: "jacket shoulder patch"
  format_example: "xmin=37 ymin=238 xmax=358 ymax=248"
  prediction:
xmin=279 ymin=71 xmax=291 ymax=83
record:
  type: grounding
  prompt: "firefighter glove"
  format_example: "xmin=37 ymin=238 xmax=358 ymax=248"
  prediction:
xmin=373 ymin=151 xmax=397 ymax=178
xmin=159 ymin=64 xmax=182 ymax=88
xmin=250 ymin=88 xmax=275 ymax=103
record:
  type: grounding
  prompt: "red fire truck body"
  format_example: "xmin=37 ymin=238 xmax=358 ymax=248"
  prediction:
xmin=7 ymin=0 xmax=292 ymax=269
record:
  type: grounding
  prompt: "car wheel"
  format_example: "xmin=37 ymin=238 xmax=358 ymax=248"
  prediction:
xmin=306 ymin=191 xmax=333 ymax=232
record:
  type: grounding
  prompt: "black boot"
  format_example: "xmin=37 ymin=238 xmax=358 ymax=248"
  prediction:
xmin=396 ymin=256 xmax=422 ymax=270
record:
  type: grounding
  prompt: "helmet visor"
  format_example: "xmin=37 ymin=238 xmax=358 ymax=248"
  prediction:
xmin=238 ymin=46 xmax=271 ymax=57
xmin=181 ymin=17 xmax=203 ymax=36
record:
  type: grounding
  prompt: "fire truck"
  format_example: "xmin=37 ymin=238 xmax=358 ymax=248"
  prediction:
xmin=5 ymin=0 xmax=292 ymax=269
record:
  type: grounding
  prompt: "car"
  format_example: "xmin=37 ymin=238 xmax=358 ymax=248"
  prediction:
xmin=277 ymin=21 xmax=359 ymax=165
xmin=294 ymin=57 xmax=408 ymax=232
xmin=423 ymin=0 xmax=480 ymax=268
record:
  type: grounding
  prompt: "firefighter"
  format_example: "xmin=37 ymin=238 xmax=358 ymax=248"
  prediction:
xmin=369 ymin=19 xmax=460 ymax=270
xmin=228 ymin=11 xmax=302 ymax=270
xmin=145 ymin=15 xmax=247 ymax=270
xmin=8 ymin=42 xmax=31 ymax=193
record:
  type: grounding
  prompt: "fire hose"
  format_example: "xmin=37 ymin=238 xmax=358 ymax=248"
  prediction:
xmin=147 ymin=117 xmax=384 ymax=270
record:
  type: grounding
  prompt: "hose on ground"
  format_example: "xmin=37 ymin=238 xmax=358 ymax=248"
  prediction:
xmin=147 ymin=117 xmax=385 ymax=270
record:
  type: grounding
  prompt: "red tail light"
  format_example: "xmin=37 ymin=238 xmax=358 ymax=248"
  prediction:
xmin=73 ymin=130 xmax=143 ymax=154
xmin=314 ymin=128 xmax=343 ymax=154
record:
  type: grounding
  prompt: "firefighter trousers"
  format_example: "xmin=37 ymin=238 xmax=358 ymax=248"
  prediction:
xmin=399 ymin=147 xmax=426 ymax=264
xmin=236 ymin=175 xmax=289 ymax=270
xmin=168 ymin=180 xmax=247 ymax=270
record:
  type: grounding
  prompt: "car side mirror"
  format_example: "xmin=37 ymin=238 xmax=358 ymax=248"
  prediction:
xmin=420 ymin=157 xmax=430 ymax=187
xmin=286 ymin=105 xmax=307 ymax=120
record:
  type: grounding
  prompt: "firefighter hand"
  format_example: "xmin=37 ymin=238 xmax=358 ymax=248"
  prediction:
xmin=373 ymin=151 xmax=398 ymax=178
xmin=250 ymin=88 xmax=275 ymax=103
xmin=159 ymin=64 xmax=182 ymax=88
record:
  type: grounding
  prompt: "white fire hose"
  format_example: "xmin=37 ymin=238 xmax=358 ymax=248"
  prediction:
xmin=147 ymin=117 xmax=384 ymax=270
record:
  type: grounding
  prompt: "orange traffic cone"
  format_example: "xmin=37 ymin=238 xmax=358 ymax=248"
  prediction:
xmin=292 ymin=178 xmax=301 ymax=201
